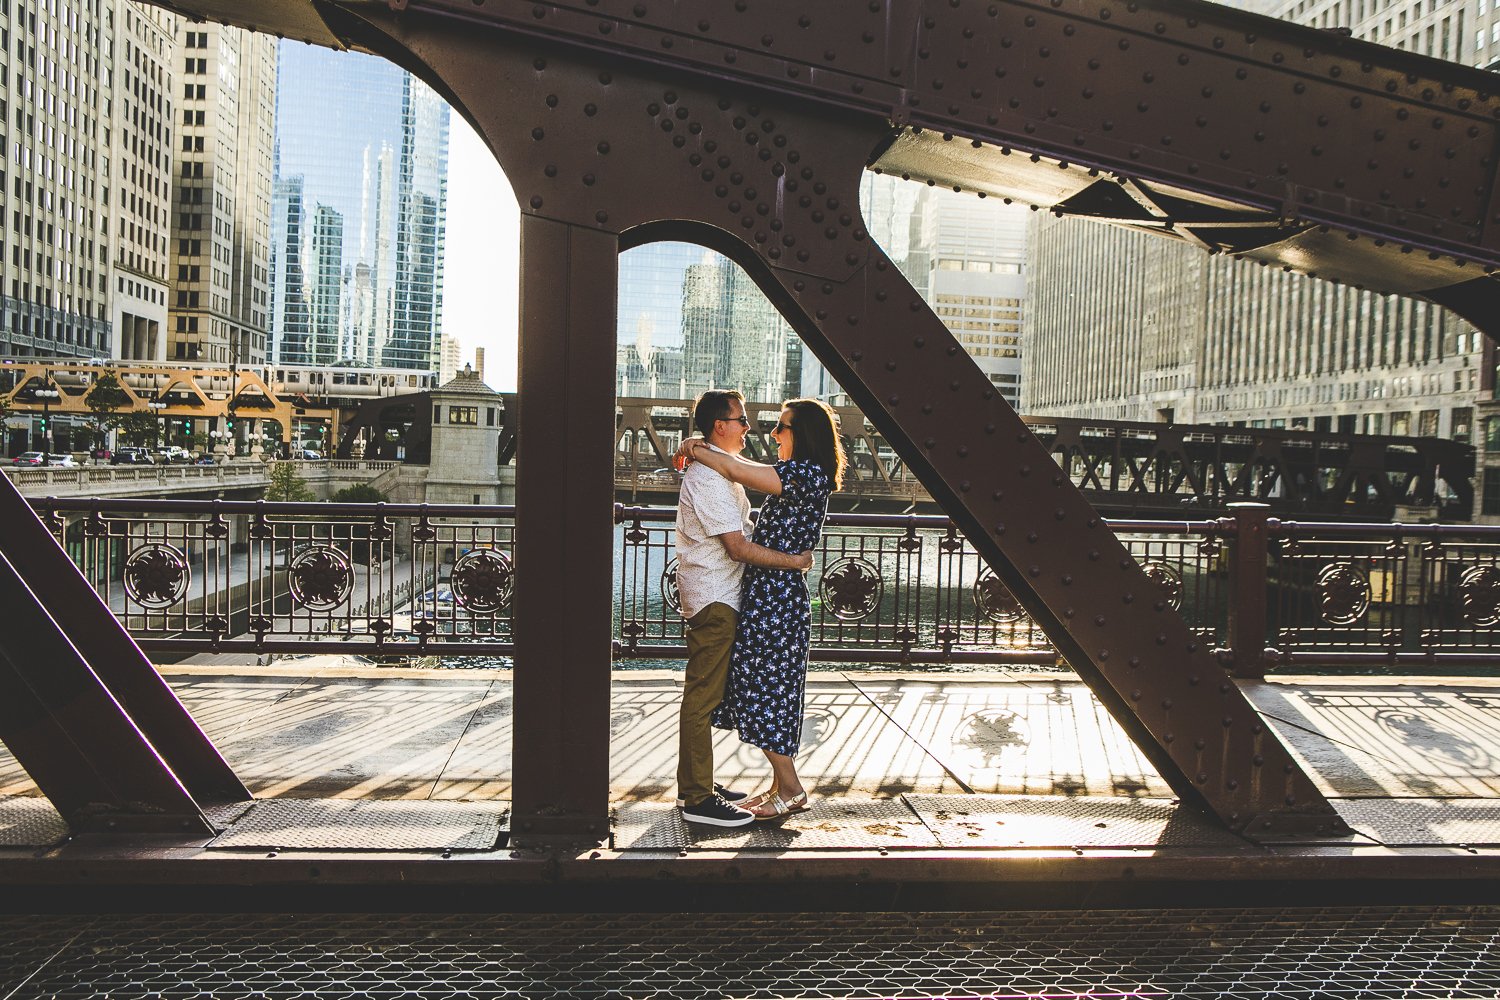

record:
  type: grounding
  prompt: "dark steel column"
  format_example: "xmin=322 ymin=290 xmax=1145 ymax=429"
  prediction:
xmin=1225 ymin=503 xmax=1273 ymax=681
xmin=0 ymin=472 xmax=248 ymax=804
xmin=511 ymin=216 xmax=617 ymax=846
xmin=0 ymin=548 xmax=212 ymax=834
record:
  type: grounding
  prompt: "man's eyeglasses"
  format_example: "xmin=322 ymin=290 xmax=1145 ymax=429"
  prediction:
xmin=773 ymin=421 xmax=793 ymax=435
xmin=718 ymin=415 xmax=750 ymax=427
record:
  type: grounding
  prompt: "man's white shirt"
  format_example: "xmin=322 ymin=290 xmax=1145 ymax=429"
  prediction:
xmin=674 ymin=444 xmax=753 ymax=620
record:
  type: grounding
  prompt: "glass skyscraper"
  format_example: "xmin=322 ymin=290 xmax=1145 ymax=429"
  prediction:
xmin=270 ymin=43 xmax=449 ymax=371
xmin=616 ymin=244 xmax=798 ymax=403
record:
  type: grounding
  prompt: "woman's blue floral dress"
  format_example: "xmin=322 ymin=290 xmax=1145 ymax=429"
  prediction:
xmin=712 ymin=458 xmax=833 ymax=756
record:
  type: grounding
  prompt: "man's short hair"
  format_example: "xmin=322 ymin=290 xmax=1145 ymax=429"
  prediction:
xmin=692 ymin=389 xmax=745 ymax=438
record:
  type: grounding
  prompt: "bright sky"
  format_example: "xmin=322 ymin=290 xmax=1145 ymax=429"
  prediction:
xmin=442 ymin=115 xmax=521 ymax=391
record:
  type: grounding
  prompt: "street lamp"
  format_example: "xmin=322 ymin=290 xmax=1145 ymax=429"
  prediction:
xmin=147 ymin=400 xmax=167 ymax=451
xmin=34 ymin=373 xmax=59 ymax=467
xmin=209 ymin=426 xmax=232 ymax=460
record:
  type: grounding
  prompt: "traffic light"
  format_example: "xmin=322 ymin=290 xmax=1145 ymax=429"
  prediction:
xmin=38 ymin=415 xmax=47 ymax=431
xmin=226 ymin=416 xmax=235 ymax=432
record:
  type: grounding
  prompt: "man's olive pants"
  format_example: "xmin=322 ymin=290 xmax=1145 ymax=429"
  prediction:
xmin=678 ymin=602 xmax=736 ymax=807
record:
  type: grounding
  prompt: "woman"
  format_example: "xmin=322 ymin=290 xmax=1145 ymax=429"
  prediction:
xmin=676 ymin=398 xmax=846 ymax=820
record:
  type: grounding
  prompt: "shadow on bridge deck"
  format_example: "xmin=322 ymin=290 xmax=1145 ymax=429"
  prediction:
xmin=4 ymin=664 xmax=1500 ymax=909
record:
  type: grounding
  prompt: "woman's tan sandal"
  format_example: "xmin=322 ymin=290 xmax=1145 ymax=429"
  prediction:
xmin=750 ymin=790 xmax=810 ymax=821
xmin=740 ymin=787 xmax=778 ymax=812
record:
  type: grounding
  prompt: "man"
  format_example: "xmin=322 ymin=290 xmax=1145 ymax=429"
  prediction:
xmin=674 ymin=389 xmax=814 ymax=827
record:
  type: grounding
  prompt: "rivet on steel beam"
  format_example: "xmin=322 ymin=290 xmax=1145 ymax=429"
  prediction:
xmin=1128 ymin=657 xmax=1141 ymax=668
xmin=995 ymin=523 xmax=1006 ymax=534
xmin=924 ymin=438 xmax=936 ymax=449
xmin=1156 ymin=633 xmax=1168 ymax=645
xmin=1253 ymin=755 xmax=1264 ymax=766
xmin=1089 ymin=550 xmax=1100 ymax=561
xmin=850 ymin=351 xmax=863 ymax=361
xmin=1195 ymin=739 xmax=1206 ymax=750
xmin=596 ymin=211 xmax=608 ymax=224
xmin=529 ymin=196 xmax=543 ymax=208
xmin=1027 ymin=531 xmax=1039 ymax=542
xmin=1028 ymin=565 xmax=1041 ymax=577
xmin=992 ymin=490 xmax=1004 ymax=501
xmin=1130 ymin=690 xmax=1142 ymax=701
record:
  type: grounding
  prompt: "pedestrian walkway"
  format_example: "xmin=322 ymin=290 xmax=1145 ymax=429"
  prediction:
xmin=5 ymin=662 xmax=1500 ymax=855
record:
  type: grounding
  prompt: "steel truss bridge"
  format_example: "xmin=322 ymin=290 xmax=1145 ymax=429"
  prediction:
xmin=7 ymin=0 xmax=1500 ymax=863
xmin=617 ymin=396 xmax=1476 ymax=517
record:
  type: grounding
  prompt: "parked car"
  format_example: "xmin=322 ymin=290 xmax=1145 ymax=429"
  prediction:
xmin=153 ymin=446 xmax=190 ymax=464
xmin=90 ymin=447 xmax=113 ymax=461
xmin=194 ymin=455 xmax=217 ymax=466
xmin=110 ymin=447 xmax=155 ymax=465
xmin=12 ymin=452 xmax=75 ymax=467
xmin=299 ymin=449 xmax=323 ymax=460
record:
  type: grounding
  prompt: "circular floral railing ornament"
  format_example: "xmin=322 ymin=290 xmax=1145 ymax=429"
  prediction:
xmin=123 ymin=542 xmax=190 ymax=609
xmin=451 ymin=548 xmax=513 ymax=613
xmin=661 ymin=558 xmax=681 ymax=615
xmin=1317 ymin=562 xmax=1371 ymax=625
xmin=288 ymin=545 xmax=353 ymax=612
xmin=973 ymin=568 xmax=1025 ymax=624
xmin=1141 ymin=562 xmax=1184 ymax=611
xmin=820 ymin=557 xmax=883 ymax=621
xmin=1459 ymin=565 xmax=1500 ymax=627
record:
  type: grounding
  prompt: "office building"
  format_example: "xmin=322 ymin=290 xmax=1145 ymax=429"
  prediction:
xmin=0 ymin=0 xmax=169 ymax=360
xmin=269 ymin=43 xmax=449 ymax=372
xmin=802 ymin=175 xmax=1031 ymax=408
xmin=616 ymin=243 xmax=797 ymax=402
xmin=168 ymin=21 xmax=275 ymax=367
xmin=1023 ymin=0 xmax=1497 ymax=514
xmin=110 ymin=4 xmax=174 ymax=362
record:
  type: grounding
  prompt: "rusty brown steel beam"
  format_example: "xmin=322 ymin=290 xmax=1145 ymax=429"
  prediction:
xmin=149 ymin=0 xmax=1500 ymax=332
xmin=238 ymin=4 xmax=1343 ymax=839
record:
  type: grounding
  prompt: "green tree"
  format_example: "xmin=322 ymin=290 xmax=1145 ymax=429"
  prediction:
xmin=265 ymin=461 xmax=316 ymax=502
xmin=330 ymin=484 xmax=388 ymax=504
xmin=83 ymin=371 xmax=130 ymax=454
xmin=117 ymin=411 xmax=163 ymax=448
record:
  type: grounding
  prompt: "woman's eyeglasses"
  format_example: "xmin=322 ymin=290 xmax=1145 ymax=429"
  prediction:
xmin=718 ymin=415 xmax=751 ymax=427
xmin=773 ymin=421 xmax=793 ymax=435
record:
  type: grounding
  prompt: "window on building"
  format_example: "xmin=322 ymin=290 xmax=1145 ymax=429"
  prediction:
xmin=1483 ymin=469 xmax=1500 ymax=516
xmin=1453 ymin=407 xmax=1474 ymax=442
xmin=450 ymin=406 xmax=479 ymax=425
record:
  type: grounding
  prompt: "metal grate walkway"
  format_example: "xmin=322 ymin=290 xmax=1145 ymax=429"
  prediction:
xmin=1 ymin=908 xmax=1497 ymax=998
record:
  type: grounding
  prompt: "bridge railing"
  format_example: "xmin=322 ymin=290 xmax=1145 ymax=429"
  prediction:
xmin=23 ymin=498 xmax=1500 ymax=674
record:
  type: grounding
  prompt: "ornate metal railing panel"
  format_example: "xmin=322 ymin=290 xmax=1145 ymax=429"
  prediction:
xmin=34 ymin=500 xmax=516 ymax=657
xmin=1266 ymin=523 xmax=1500 ymax=666
xmin=32 ymin=499 xmax=1500 ymax=671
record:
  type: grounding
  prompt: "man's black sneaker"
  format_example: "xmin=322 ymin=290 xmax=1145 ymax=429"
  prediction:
xmin=676 ymin=783 xmax=747 ymax=808
xmin=681 ymin=794 xmax=754 ymax=828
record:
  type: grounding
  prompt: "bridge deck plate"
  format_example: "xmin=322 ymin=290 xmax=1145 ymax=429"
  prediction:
xmin=0 ymin=795 xmax=69 ymax=848
xmin=903 ymin=793 xmax=1254 ymax=850
xmin=207 ymin=799 xmax=506 ymax=852
xmin=1334 ymin=798 xmax=1500 ymax=847
xmin=613 ymin=799 xmax=936 ymax=851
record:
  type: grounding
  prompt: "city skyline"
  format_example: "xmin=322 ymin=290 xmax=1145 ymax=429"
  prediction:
xmin=270 ymin=43 xmax=449 ymax=372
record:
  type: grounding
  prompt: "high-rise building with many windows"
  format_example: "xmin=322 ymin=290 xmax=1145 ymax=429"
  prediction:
xmin=802 ymin=175 xmax=1031 ymax=408
xmin=269 ymin=43 xmax=448 ymax=372
xmin=110 ymin=4 xmax=173 ymax=362
xmin=167 ymin=20 xmax=275 ymax=367
xmin=0 ymin=0 xmax=171 ymax=361
xmin=1023 ymin=0 xmax=1494 ymax=514
xmin=615 ymin=243 xmax=798 ymax=403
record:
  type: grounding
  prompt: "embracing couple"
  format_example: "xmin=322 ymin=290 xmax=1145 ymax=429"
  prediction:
xmin=673 ymin=389 xmax=847 ymax=827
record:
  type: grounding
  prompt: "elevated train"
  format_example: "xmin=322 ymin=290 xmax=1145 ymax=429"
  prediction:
xmin=1 ymin=357 xmax=438 ymax=401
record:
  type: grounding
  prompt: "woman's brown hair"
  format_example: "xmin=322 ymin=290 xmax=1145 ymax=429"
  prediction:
xmin=784 ymin=398 xmax=847 ymax=491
